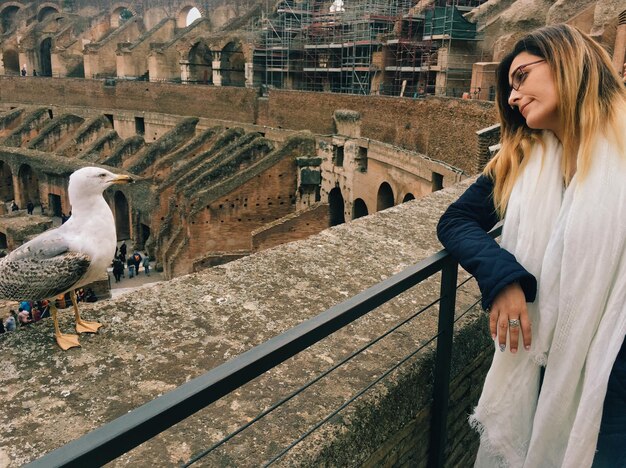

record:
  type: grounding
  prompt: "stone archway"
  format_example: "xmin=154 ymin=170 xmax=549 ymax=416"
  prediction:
xmin=177 ymin=5 xmax=204 ymax=28
xmin=140 ymin=223 xmax=151 ymax=249
xmin=221 ymin=41 xmax=245 ymax=87
xmin=402 ymin=193 xmax=415 ymax=202
xmin=2 ymin=49 xmax=19 ymax=75
xmin=187 ymin=41 xmax=213 ymax=84
xmin=352 ymin=198 xmax=368 ymax=219
xmin=111 ymin=4 xmax=137 ymax=28
xmin=39 ymin=37 xmax=53 ymax=76
xmin=114 ymin=191 xmax=131 ymax=240
xmin=328 ymin=187 xmax=345 ymax=226
xmin=0 ymin=4 xmax=21 ymax=34
xmin=376 ymin=182 xmax=394 ymax=212
xmin=36 ymin=4 xmax=59 ymax=22
xmin=17 ymin=164 xmax=40 ymax=208
xmin=0 ymin=161 xmax=14 ymax=202
xmin=0 ymin=231 xmax=7 ymax=250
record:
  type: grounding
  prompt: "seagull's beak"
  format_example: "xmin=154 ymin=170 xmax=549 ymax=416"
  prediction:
xmin=111 ymin=174 xmax=134 ymax=185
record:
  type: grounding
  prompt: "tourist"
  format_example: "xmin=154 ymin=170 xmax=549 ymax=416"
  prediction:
xmin=4 ymin=311 xmax=16 ymax=332
xmin=19 ymin=300 xmax=31 ymax=314
xmin=142 ymin=253 xmax=150 ymax=276
xmin=26 ymin=201 xmax=34 ymax=215
xmin=31 ymin=304 xmax=42 ymax=322
xmin=85 ymin=288 xmax=97 ymax=302
xmin=17 ymin=308 xmax=32 ymax=326
xmin=112 ymin=257 xmax=124 ymax=282
xmin=126 ymin=255 xmax=135 ymax=278
xmin=76 ymin=288 xmax=85 ymax=302
xmin=132 ymin=252 xmax=142 ymax=274
xmin=21 ymin=65 xmax=26 ymax=76
xmin=39 ymin=300 xmax=50 ymax=319
xmin=11 ymin=201 xmax=18 ymax=212
xmin=119 ymin=241 xmax=127 ymax=262
xmin=437 ymin=25 xmax=626 ymax=466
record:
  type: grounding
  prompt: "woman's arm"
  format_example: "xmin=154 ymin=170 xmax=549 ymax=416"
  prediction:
xmin=436 ymin=175 xmax=537 ymax=311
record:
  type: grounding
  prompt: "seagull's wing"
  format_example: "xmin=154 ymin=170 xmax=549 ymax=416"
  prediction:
xmin=0 ymin=232 xmax=91 ymax=301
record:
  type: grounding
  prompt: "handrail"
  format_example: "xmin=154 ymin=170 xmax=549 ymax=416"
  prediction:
xmin=27 ymin=225 xmax=501 ymax=467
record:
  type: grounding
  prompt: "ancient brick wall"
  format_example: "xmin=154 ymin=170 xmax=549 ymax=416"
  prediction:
xmin=0 ymin=77 xmax=497 ymax=174
xmin=251 ymin=202 xmax=330 ymax=252
xmin=188 ymin=157 xmax=299 ymax=260
xmin=0 ymin=77 xmax=258 ymax=125
xmin=258 ymin=90 xmax=497 ymax=174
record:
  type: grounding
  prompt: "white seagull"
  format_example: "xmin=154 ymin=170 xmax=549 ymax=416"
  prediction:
xmin=0 ymin=167 xmax=133 ymax=350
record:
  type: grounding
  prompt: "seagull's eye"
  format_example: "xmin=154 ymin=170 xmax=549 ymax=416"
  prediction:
xmin=99 ymin=173 xmax=107 ymax=178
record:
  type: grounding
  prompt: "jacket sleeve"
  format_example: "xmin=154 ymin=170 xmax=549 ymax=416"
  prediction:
xmin=436 ymin=174 xmax=537 ymax=310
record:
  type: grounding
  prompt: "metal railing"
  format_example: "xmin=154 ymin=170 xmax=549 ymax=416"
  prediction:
xmin=26 ymin=226 xmax=501 ymax=467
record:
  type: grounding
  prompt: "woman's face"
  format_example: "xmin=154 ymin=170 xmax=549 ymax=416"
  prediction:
xmin=507 ymin=52 xmax=562 ymax=139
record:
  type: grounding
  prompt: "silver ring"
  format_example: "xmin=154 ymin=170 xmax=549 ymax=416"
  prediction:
xmin=508 ymin=319 xmax=520 ymax=328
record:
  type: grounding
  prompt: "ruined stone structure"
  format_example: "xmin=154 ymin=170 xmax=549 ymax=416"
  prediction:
xmin=0 ymin=77 xmax=476 ymax=278
xmin=1 ymin=0 xmax=622 ymax=275
xmin=1 ymin=1 xmax=623 ymax=98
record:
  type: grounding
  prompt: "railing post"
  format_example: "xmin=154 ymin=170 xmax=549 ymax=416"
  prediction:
xmin=428 ymin=255 xmax=458 ymax=468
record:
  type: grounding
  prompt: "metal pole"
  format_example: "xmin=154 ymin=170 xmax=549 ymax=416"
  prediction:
xmin=427 ymin=255 xmax=458 ymax=468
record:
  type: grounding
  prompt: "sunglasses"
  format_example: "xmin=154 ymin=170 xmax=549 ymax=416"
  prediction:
xmin=510 ymin=59 xmax=546 ymax=91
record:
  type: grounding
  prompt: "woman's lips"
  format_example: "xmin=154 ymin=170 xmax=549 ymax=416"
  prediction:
xmin=520 ymin=102 xmax=530 ymax=116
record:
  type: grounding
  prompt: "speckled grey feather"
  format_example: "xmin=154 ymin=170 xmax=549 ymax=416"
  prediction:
xmin=0 ymin=232 xmax=91 ymax=301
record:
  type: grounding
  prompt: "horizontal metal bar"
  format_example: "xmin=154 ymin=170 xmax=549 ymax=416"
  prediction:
xmin=27 ymin=248 xmax=451 ymax=467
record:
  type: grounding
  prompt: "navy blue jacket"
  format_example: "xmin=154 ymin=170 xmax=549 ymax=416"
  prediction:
xmin=437 ymin=175 xmax=537 ymax=310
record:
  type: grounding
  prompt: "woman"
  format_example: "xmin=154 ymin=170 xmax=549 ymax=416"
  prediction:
xmin=437 ymin=25 xmax=626 ymax=467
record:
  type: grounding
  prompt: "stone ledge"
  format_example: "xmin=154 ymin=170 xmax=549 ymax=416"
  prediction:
xmin=0 ymin=177 xmax=485 ymax=467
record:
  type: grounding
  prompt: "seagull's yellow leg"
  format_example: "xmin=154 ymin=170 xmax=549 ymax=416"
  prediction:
xmin=72 ymin=291 xmax=102 ymax=334
xmin=51 ymin=304 xmax=80 ymax=350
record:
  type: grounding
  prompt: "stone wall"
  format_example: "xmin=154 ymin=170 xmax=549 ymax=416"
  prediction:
xmin=251 ymin=202 xmax=330 ymax=251
xmin=257 ymin=90 xmax=497 ymax=174
xmin=0 ymin=77 xmax=497 ymax=173
xmin=0 ymin=77 xmax=259 ymax=126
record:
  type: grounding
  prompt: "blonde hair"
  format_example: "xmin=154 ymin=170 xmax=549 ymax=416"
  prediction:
xmin=485 ymin=24 xmax=626 ymax=216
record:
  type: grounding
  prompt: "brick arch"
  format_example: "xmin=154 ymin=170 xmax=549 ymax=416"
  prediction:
xmin=0 ymin=2 xmax=25 ymax=14
xmin=220 ymin=40 xmax=246 ymax=87
xmin=2 ymin=48 xmax=20 ymax=75
xmin=36 ymin=2 xmax=60 ymax=21
xmin=0 ymin=229 xmax=7 ymax=250
xmin=0 ymin=160 xmax=15 ymax=203
xmin=376 ymin=181 xmax=395 ymax=212
xmin=177 ymin=4 xmax=207 ymax=28
xmin=213 ymin=36 xmax=253 ymax=59
xmin=110 ymin=3 xmax=139 ymax=28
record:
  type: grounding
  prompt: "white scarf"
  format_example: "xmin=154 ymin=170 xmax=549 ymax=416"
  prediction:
xmin=470 ymin=130 xmax=626 ymax=468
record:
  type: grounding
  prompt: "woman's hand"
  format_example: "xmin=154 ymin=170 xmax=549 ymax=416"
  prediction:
xmin=489 ymin=282 xmax=531 ymax=353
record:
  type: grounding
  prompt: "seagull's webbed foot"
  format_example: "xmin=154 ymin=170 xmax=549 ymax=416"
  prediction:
xmin=71 ymin=291 xmax=102 ymax=334
xmin=75 ymin=319 xmax=102 ymax=334
xmin=51 ymin=304 xmax=81 ymax=351
xmin=56 ymin=333 xmax=81 ymax=350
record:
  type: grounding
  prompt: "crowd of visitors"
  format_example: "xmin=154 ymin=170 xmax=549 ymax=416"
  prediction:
xmin=0 ymin=289 xmax=97 ymax=336
xmin=111 ymin=241 xmax=151 ymax=283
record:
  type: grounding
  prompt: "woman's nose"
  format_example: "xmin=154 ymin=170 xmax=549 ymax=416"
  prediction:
xmin=508 ymin=88 xmax=521 ymax=108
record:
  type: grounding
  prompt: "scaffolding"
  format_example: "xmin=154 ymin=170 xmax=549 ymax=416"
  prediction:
xmin=252 ymin=0 xmax=489 ymax=97
xmin=301 ymin=0 xmax=413 ymax=94
xmin=255 ymin=0 xmax=312 ymax=90
xmin=422 ymin=0 xmax=488 ymax=97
